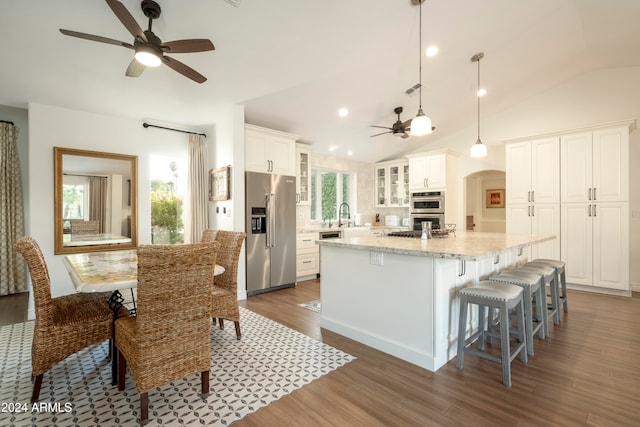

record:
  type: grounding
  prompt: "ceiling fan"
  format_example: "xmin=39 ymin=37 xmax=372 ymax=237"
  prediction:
xmin=59 ymin=0 xmax=214 ymax=83
xmin=370 ymin=106 xmax=435 ymax=139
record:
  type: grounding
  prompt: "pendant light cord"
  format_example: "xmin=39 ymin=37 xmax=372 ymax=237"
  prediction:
xmin=477 ymin=56 xmax=480 ymax=141
xmin=418 ymin=0 xmax=423 ymax=110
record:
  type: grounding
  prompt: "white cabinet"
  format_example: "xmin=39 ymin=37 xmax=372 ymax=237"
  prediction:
xmin=245 ymin=124 xmax=297 ymax=176
xmin=506 ymin=137 xmax=560 ymax=205
xmin=505 ymin=137 xmax=560 ymax=259
xmin=560 ymin=125 xmax=629 ymax=291
xmin=374 ymin=160 xmax=409 ymax=207
xmin=561 ymin=127 xmax=629 ymax=203
xmin=408 ymin=153 xmax=446 ymax=190
xmin=296 ymin=144 xmax=311 ymax=205
xmin=296 ymin=232 xmax=319 ymax=279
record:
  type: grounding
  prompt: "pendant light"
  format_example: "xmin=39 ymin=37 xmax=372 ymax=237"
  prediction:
xmin=470 ymin=52 xmax=487 ymax=158
xmin=410 ymin=0 xmax=432 ymax=137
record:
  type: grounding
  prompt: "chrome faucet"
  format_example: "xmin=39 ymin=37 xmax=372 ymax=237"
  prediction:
xmin=338 ymin=202 xmax=351 ymax=227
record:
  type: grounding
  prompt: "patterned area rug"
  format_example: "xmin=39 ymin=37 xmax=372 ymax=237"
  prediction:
xmin=0 ymin=307 xmax=354 ymax=426
xmin=297 ymin=299 xmax=321 ymax=313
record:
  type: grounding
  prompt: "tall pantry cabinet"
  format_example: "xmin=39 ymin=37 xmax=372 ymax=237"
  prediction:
xmin=505 ymin=137 xmax=560 ymax=259
xmin=560 ymin=126 xmax=629 ymax=291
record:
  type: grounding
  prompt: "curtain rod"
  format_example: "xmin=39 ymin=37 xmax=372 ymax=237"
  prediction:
xmin=1 ymin=120 xmax=15 ymax=125
xmin=142 ymin=122 xmax=206 ymax=137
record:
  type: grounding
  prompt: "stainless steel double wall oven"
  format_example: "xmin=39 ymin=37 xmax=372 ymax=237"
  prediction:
xmin=409 ymin=190 xmax=445 ymax=230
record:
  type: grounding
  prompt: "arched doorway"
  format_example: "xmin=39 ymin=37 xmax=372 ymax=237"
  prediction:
xmin=463 ymin=170 xmax=505 ymax=232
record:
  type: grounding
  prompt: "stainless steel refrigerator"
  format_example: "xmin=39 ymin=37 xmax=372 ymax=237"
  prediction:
xmin=245 ymin=171 xmax=297 ymax=295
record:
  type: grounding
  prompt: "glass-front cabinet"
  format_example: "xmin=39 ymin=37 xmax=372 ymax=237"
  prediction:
xmin=296 ymin=144 xmax=311 ymax=205
xmin=375 ymin=160 xmax=409 ymax=207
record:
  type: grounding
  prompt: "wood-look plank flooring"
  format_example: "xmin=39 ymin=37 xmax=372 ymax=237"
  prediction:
xmin=238 ymin=279 xmax=640 ymax=426
xmin=3 ymin=283 xmax=639 ymax=425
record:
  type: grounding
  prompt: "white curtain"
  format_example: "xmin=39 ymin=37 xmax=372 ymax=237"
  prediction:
xmin=187 ymin=133 xmax=208 ymax=243
xmin=0 ymin=122 xmax=26 ymax=295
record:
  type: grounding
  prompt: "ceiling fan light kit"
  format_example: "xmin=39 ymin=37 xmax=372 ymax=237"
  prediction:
xmin=410 ymin=0 xmax=433 ymax=137
xmin=470 ymin=52 xmax=488 ymax=158
xmin=59 ymin=0 xmax=214 ymax=83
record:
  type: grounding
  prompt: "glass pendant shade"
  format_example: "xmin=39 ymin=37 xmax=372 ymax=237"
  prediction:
xmin=470 ymin=139 xmax=488 ymax=158
xmin=410 ymin=109 xmax=432 ymax=136
xmin=135 ymin=45 xmax=162 ymax=67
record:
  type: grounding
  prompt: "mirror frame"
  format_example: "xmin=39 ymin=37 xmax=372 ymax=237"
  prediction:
xmin=54 ymin=147 xmax=138 ymax=255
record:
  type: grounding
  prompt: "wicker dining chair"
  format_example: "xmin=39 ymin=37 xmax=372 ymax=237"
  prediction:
xmin=13 ymin=236 xmax=115 ymax=402
xmin=115 ymin=242 xmax=219 ymax=424
xmin=71 ymin=220 xmax=100 ymax=235
xmin=201 ymin=230 xmax=246 ymax=339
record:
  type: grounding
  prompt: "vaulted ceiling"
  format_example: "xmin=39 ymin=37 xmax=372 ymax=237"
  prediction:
xmin=2 ymin=0 xmax=640 ymax=163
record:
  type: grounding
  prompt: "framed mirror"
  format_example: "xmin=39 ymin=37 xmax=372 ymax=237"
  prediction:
xmin=54 ymin=147 xmax=138 ymax=254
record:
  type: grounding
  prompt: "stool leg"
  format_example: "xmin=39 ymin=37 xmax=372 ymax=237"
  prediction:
xmin=478 ymin=305 xmax=487 ymax=351
xmin=456 ymin=298 xmax=469 ymax=370
xmin=516 ymin=299 xmax=528 ymax=364
xmin=499 ymin=302 xmax=512 ymax=387
xmin=561 ymin=269 xmax=568 ymax=312
xmin=522 ymin=288 xmax=534 ymax=356
xmin=547 ymin=276 xmax=560 ymax=325
xmin=536 ymin=282 xmax=548 ymax=339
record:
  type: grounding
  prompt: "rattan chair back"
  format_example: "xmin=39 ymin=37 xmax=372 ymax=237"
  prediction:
xmin=13 ymin=236 xmax=53 ymax=323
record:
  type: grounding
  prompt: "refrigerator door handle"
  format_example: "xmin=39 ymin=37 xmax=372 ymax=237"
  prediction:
xmin=270 ymin=193 xmax=276 ymax=247
xmin=265 ymin=194 xmax=271 ymax=248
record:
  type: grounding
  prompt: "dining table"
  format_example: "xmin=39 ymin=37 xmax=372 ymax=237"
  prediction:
xmin=63 ymin=249 xmax=225 ymax=385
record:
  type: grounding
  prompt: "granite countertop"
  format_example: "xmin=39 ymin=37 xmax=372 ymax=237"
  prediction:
xmin=316 ymin=232 xmax=556 ymax=261
xmin=297 ymin=225 xmax=406 ymax=233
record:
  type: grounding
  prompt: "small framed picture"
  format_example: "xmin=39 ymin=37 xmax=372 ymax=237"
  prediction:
xmin=209 ymin=166 xmax=230 ymax=201
xmin=486 ymin=189 xmax=505 ymax=208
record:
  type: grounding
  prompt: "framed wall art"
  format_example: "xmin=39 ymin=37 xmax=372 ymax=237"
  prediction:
xmin=209 ymin=166 xmax=230 ymax=201
xmin=486 ymin=189 xmax=505 ymax=208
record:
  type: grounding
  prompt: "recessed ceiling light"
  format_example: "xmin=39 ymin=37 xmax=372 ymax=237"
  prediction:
xmin=338 ymin=108 xmax=349 ymax=117
xmin=329 ymin=145 xmax=338 ymax=152
xmin=425 ymin=46 xmax=438 ymax=57
xmin=347 ymin=150 xmax=353 ymax=156
xmin=477 ymin=88 xmax=487 ymax=97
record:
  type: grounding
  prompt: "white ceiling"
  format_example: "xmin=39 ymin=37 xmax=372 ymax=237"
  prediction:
xmin=2 ymin=0 xmax=640 ymax=163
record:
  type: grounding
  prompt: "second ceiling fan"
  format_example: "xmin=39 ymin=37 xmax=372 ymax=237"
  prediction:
xmin=59 ymin=0 xmax=214 ymax=83
xmin=370 ymin=106 xmax=435 ymax=139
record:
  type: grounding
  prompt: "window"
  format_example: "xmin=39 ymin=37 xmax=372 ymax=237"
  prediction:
xmin=150 ymin=155 xmax=185 ymax=244
xmin=310 ymin=168 xmax=355 ymax=221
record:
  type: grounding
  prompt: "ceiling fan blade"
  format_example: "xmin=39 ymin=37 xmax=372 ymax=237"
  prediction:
xmin=162 ymin=39 xmax=215 ymax=53
xmin=125 ymin=59 xmax=145 ymax=77
xmin=401 ymin=133 xmax=410 ymax=139
xmin=370 ymin=125 xmax=392 ymax=130
xmin=163 ymin=56 xmax=207 ymax=83
xmin=370 ymin=131 xmax=391 ymax=137
xmin=105 ymin=0 xmax=147 ymax=42
xmin=59 ymin=29 xmax=133 ymax=48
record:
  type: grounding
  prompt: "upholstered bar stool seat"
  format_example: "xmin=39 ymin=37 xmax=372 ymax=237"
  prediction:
xmin=531 ymin=258 xmax=568 ymax=313
xmin=490 ymin=271 xmax=547 ymax=355
xmin=513 ymin=263 xmax=560 ymax=326
xmin=456 ymin=280 xmax=528 ymax=387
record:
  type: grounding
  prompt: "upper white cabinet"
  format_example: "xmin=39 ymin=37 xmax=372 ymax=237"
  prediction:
xmin=408 ymin=153 xmax=447 ymax=191
xmin=506 ymin=137 xmax=560 ymax=205
xmin=561 ymin=127 xmax=629 ymax=203
xmin=245 ymin=124 xmax=297 ymax=176
xmin=375 ymin=160 xmax=409 ymax=207
xmin=296 ymin=144 xmax=311 ymax=205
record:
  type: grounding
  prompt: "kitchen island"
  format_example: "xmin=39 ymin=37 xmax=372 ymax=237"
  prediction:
xmin=317 ymin=232 xmax=555 ymax=371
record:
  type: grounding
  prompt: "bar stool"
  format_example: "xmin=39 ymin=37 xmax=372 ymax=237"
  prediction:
xmin=531 ymin=259 xmax=568 ymax=312
xmin=490 ymin=271 xmax=547 ymax=355
xmin=514 ymin=263 xmax=560 ymax=326
xmin=456 ymin=280 xmax=527 ymax=387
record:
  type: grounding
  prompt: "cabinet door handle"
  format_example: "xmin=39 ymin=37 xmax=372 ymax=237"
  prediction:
xmin=531 ymin=205 xmax=535 ymax=217
xmin=527 ymin=191 xmax=531 ymax=203
xmin=588 ymin=204 xmax=592 ymax=217
xmin=302 ymin=260 xmax=312 ymax=264
xmin=531 ymin=191 xmax=535 ymax=203
xmin=593 ymin=188 xmax=596 ymax=201
xmin=494 ymin=255 xmax=500 ymax=265
xmin=593 ymin=204 xmax=596 ymax=217
xmin=458 ymin=260 xmax=466 ymax=277
xmin=588 ymin=188 xmax=592 ymax=200
xmin=528 ymin=206 xmax=531 ymax=217
xmin=302 ymin=239 xmax=312 ymax=242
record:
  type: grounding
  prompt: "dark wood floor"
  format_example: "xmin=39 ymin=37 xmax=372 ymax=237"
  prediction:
xmin=3 ymin=282 xmax=639 ymax=425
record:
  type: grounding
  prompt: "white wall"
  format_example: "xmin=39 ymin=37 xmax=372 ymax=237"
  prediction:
xmin=27 ymin=103 xmax=188 ymax=317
